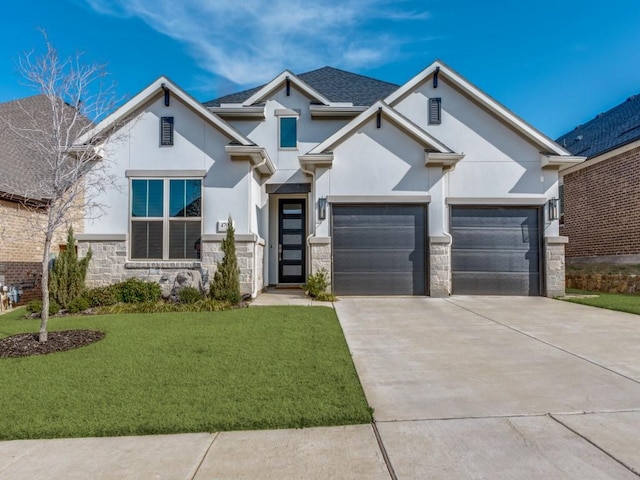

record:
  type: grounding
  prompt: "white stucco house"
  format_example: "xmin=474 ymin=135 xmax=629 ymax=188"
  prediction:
xmin=74 ymin=61 xmax=581 ymax=297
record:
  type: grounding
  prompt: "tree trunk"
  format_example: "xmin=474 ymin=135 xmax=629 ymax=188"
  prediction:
xmin=39 ymin=234 xmax=52 ymax=343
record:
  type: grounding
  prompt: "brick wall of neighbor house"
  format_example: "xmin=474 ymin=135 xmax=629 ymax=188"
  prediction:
xmin=0 ymin=199 xmax=79 ymax=303
xmin=561 ymin=146 xmax=640 ymax=259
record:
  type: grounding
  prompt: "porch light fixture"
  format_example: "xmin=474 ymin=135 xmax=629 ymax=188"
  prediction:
xmin=548 ymin=197 xmax=559 ymax=221
xmin=318 ymin=197 xmax=327 ymax=220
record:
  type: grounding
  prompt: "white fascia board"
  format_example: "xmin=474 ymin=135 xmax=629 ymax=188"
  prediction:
xmin=446 ymin=196 xmax=547 ymax=206
xmin=328 ymin=194 xmax=431 ymax=204
xmin=207 ymin=106 xmax=265 ymax=119
xmin=425 ymin=152 xmax=465 ymax=168
xmin=299 ymin=154 xmax=334 ymax=171
xmin=225 ymin=145 xmax=276 ymax=176
xmin=75 ymin=76 xmax=252 ymax=147
xmin=386 ymin=60 xmax=569 ymax=156
xmin=384 ymin=105 xmax=453 ymax=153
xmin=309 ymin=105 xmax=367 ymax=117
xmin=540 ymin=154 xmax=586 ymax=169
xmin=242 ymin=70 xmax=331 ymax=106
xmin=308 ymin=101 xmax=453 ymax=155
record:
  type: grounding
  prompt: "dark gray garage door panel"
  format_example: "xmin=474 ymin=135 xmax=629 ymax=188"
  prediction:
xmin=451 ymin=207 xmax=541 ymax=295
xmin=332 ymin=205 xmax=426 ymax=295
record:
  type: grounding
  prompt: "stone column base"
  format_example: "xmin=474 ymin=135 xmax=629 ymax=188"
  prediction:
xmin=309 ymin=237 xmax=331 ymax=291
xmin=545 ymin=236 xmax=568 ymax=297
xmin=429 ymin=236 xmax=451 ymax=297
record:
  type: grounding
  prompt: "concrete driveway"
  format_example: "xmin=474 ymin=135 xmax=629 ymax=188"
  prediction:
xmin=335 ymin=296 xmax=640 ymax=479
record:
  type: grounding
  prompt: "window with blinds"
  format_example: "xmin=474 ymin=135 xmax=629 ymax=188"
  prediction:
xmin=429 ymin=98 xmax=441 ymax=125
xmin=130 ymin=178 xmax=202 ymax=260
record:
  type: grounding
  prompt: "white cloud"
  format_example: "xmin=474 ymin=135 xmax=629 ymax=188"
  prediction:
xmin=82 ymin=0 xmax=431 ymax=88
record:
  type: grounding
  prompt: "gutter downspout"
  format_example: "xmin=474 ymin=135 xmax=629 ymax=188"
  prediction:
xmin=300 ymin=163 xmax=316 ymax=277
xmin=250 ymin=153 xmax=268 ymax=298
xmin=442 ymin=166 xmax=452 ymax=295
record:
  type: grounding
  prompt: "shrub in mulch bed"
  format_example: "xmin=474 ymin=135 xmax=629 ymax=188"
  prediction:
xmin=0 ymin=330 xmax=105 ymax=358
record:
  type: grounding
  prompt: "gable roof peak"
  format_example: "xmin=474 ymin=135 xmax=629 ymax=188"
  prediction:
xmin=307 ymin=100 xmax=453 ymax=155
xmin=385 ymin=61 xmax=569 ymax=156
xmin=205 ymin=66 xmax=399 ymax=108
xmin=75 ymin=75 xmax=252 ymax=147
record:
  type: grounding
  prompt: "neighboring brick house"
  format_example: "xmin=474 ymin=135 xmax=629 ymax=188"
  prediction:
xmin=557 ymin=94 xmax=640 ymax=265
xmin=0 ymin=95 xmax=82 ymax=303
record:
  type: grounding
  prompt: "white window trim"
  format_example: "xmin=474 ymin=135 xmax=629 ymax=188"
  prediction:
xmin=129 ymin=177 xmax=203 ymax=261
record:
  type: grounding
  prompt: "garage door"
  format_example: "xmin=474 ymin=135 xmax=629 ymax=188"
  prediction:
xmin=451 ymin=207 xmax=541 ymax=295
xmin=332 ymin=204 xmax=426 ymax=295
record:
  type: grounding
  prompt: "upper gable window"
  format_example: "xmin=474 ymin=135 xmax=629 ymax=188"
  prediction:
xmin=160 ymin=116 xmax=174 ymax=146
xmin=279 ymin=117 xmax=297 ymax=149
xmin=429 ymin=98 xmax=441 ymax=125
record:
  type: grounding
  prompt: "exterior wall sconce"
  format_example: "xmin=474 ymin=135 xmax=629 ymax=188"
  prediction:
xmin=318 ymin=197 xmax=327 ymax=220
xmin=548 ymin=197 xmax=559 ymax=221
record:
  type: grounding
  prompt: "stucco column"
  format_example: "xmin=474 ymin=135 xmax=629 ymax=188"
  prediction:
xmin=429 ymin=236 xmax=451 ymax=297
xmin=545 ymin=236 xmax=568 ymax=297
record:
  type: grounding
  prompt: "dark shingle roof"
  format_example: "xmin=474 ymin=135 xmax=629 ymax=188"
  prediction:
xmin=0 ymin=95 xmax=88 ymax=202
xmin=556 ymin=94 xmax=640 ymax=158
xmin=204 ymin=66 xmax=399 ymax=107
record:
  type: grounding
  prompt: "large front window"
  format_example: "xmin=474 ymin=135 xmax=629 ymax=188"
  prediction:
xmin=130 ymin=178 xmax=202 ymax=260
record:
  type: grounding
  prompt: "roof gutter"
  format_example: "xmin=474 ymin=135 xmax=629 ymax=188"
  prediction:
xmin=0 ymin=191 xmax=50 ymax=208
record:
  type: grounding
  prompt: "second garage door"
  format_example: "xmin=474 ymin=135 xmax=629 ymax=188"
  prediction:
xmin=451 ymin=206 xmax=541 ymax=295
xmin=332 ymin=204 xmax=427 ymax=295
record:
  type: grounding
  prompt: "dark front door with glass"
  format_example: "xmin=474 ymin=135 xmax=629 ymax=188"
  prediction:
xmin=278 ymin=199 xmax=306 ymax=283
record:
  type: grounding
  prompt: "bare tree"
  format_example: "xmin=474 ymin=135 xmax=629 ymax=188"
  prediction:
xmin=0 ymin=34 xmax=120 ymax=342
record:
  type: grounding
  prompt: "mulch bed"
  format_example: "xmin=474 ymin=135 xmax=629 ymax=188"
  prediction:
xmin=0 ymin=330 xmax=105 ymax=358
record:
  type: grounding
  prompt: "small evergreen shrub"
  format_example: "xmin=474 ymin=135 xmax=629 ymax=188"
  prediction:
xmin=210 ymin=217 xmax=241 ymax=304
xmin=49 ymin=227 xmax=92 ymax=309
xmin=115 ymin=278 xmax=161 ymax=304
xmin=178 ymin=286 xmax=203 ymax=304
xmin=83 ymin=286 xmax=119 ymax=307
xmin=314 ymin=291 xmax=337 ymax=302
xmin=67 ymin=296 xmax=90 ymax=314
xmin=26 ymin=299 xmax=61 ymax=315
xmin=49 ymin=299 xmax=61 ymax=315
xmin=303 ymin=269 xmax=331 ymax=298
xmin=98 ymin=298 xmax=232 ymax=314
xmin=26 ymin=300 xmax=42 ymax=314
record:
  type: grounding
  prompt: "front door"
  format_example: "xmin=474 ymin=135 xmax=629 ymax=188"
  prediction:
xmin=278 ymin=199 xmax=306 ymax=283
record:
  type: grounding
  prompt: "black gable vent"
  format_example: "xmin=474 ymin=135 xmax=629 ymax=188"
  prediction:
xmin=161 ymin=116 xmax=174 ymax=146
xmin=429 ymin=98 xmax=441 ymax=125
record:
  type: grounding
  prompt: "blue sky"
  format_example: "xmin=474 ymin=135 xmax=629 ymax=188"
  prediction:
xmin=1 ymin=0 xmax=639 ymax=138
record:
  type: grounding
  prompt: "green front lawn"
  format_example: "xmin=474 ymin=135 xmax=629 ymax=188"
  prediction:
xmin=0 ymin=306 xmax=371 ymax=440
xmin=561 ymin=289 xmax=640 ymax=315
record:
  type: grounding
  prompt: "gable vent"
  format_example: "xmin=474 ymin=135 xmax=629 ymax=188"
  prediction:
xmin=160 ymin=116 xmax=174 ymax=146
xmin=429 ymin=98 xmax=441 ymax=125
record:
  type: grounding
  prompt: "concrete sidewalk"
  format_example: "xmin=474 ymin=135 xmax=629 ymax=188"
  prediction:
xmin=0 ymin=425 xmax=390 ymax=480
xmin=249 ymin=287 xmax=315 ymax=306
